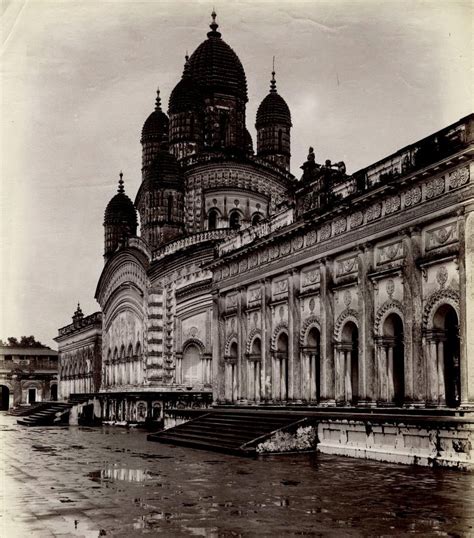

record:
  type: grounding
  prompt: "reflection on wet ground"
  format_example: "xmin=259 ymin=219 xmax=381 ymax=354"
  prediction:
xmin=1 ymin=412 xmax=473 ymax=537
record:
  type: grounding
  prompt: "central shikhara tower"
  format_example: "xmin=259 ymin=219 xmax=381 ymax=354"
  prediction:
xmin=95 ymin=12 xmax=295 ymax=400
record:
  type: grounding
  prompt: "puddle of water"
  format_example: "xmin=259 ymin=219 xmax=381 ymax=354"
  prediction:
xmin=87 ymin=466 xmax=156 ymax=483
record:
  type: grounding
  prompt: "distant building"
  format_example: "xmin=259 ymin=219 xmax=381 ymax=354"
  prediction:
xmin=0 ymin=346 xmax=58 ymax=410
xmin=54 ymin=305 xmax=102 ymax=400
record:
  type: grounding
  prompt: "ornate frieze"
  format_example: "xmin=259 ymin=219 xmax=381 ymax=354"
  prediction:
xmin=366 ymin=203 xmax=382 ymax=222
xmin=335 ymin=255 xmax=358 ymax=278
xmin=425 ymin=176 xmax=445 ymax=199
xmin=424 ymin=221 xmax=458 ymax=252
xmin=376 ymin=240 xmax=404 ymax=266
xmin=448 ymin=166 xmax=469 ymax=190
xmin=272 ymin=277 xmax=289 ymax=300
xmin=384 ymin=195 xmax=401 ymax=215
xmin=404 ymin=186 xmax=422 ymax=207
xmin=225 ymin=293 xmax=238 ymax=313
xmin=247 ymin=285 xmax=262 ymax=307
xmin=333 ymin=217 xmax=347 ymax=236
xmin=301 ymin=265 xmax=321 ymax=290
xmin=350 ymin=211 xmax=364 ymax=228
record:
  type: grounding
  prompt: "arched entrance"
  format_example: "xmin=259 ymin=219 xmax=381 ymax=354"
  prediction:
xmin=432 ymin=304 xmax=460 ymax=407
xmin=182 ymin=344 xmax=202 ymax=386
xmin=50 ymin=383 xmax=58 ymax=401
xmin=247 ymin=337 xmax=261 ymax=402
xmin=338 ymin=321 xmax=359 ymax=405
xmin=381 ymin=313 xmax=405 ymax=405
xmin=0 ymin=385 xmax=10 ymax=410
xmin=274 ymin=332 xmax=289 ymax=401
xmin=305 ymin=327 xmax=320 ymax=402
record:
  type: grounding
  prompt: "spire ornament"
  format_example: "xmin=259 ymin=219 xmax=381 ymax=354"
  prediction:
xmin=270 ymin=56 xmax=277 ymax=93
xmin=118 ymin=171 xmax=125 ymax=193
xmin=207 ymin=9 xmax=221 ymax=37
xmin=155 ymin=87 xmax=162 ymax=111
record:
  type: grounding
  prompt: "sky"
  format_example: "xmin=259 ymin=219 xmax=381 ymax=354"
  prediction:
xmin=0 ymin=0 xmax=471 ymax=348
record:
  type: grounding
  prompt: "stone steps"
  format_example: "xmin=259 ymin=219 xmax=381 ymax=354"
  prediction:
xmin=17 ymin=402 xmax=72 ymax=426
xmin=148 ymin=410 xmax=303 ymax=455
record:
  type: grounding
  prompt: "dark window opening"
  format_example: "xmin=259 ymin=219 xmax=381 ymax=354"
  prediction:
xmin=229 ymin=211 xmax=241 ymax=230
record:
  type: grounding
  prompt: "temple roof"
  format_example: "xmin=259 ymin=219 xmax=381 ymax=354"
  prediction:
xmin=141 ymin=89 xmax=169 ymax=142
xmin=256 ymin=70 xmax=291 ymax=128
xmin=104 ymin=173 xmax=138 ymax=226
xmin=186 ymin=11 xmax=248 ymax=102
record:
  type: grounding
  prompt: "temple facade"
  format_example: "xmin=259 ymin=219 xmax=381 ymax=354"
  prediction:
xmin=56 ymin=13 xmax=473 ymax=464
xmin=211 ymin=120 xmax=474 ymax=409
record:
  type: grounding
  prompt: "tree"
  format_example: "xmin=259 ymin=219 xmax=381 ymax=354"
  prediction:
xmin=1 ymin=336 xmax=47 ymax=348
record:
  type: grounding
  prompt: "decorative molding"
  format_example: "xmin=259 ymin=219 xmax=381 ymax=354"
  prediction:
xmin=300 ymin=316 xmax=321 ymax=346
xmin=374 ymin=300 xmax=404 ymax=336
xmin=182 ymin=337 xmax=205 ymax=354
xmin=246 ymin=329 xmax=262 ymax=354
xmin=422 ymin=288 xmax=460 ymax=330
xmin=224 ymin=332 xmax=239 ymax=356
xmin=271 ymin=322 xmax=289 ymax=351
xmin=334 ymin=308 xmax=359 ymax=340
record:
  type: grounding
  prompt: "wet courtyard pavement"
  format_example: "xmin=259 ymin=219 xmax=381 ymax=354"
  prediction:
xmin=0 ymin=413 xmax=473 ymax=537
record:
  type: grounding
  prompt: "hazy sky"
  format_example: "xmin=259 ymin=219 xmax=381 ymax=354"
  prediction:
xmin=1 ymin=0 xmax=471 ymax=348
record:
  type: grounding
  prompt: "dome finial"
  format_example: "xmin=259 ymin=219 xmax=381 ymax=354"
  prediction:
xmin=155 ymin=87 xmax=162 ymax=111
xmin=208 ymin=8 xmax=221 ymax=37
xmin=270 ymin=56 xmax=277 ymax=93
xmin=118 ymin=171 xmax=124 ymax=193
xmin=183 ymin=52 xmax=190 ymax=76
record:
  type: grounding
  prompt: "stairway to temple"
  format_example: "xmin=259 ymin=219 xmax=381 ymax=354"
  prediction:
xmin=16 ymin=402 xmax=72 ymax=426
xmin=147 ymin=409 xmax=307 ymax=455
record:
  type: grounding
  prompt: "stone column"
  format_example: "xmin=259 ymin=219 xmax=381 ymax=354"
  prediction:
xmin=344 ymin=349 xmax=352 ymax=403
xmin=402 ymin=228 xmax=424 ymax=405
xmin=263 ymin=279 xmax=273 ymax=401
xmin=288 ymin=270 xmax=301 ymax=401
xmin=255 ymin=362 xmax=261 ymax=403
xmin=357 ymin=244 xmax=376 ymax=405
xmin=320 ymin=259 xmax=335 ymax=404
xmin=459 ymin=204 xmax=474 ymax=404
xmin=387 ymin=345 xmax=394 ymax=403
xmin=310 ymin=354 xmax=317 ymax=401
xmin=301 ymin=352 xmax=309 ymax=401
xmin=426 ymin=337 xmax=438 ymax=404
xmin=213 ymin=292 xmax=225 ymax=403
xmin=437 ymin=339 xmax=446 ymax=405
xmin=238 ymin=287 xmax=247 ymax=402
xmin=334 ymin=347 xmax=344 ymax=404
xmin=376 ymin=344 xmax=388 ymax=403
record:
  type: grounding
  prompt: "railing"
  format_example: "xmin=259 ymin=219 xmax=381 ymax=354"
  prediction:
xmin=354 ymin=115 xmax=473 ymax=190
xmin=58 ymin=312 xmax=102 ymax=336
xmin=0 ymin=358 xmax=58 ymax=371
xmin=218 ymin=208 xmax=295 ymax=255
xmin=152 ymin=229 xmax=232 ymax=261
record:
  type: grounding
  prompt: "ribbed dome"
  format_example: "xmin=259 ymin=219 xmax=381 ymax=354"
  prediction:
xmin=104 ymin=176 xmax=137 ymax=226
xmin=186 ymin=15 xmax=247 ymax=102
xmin=256 ymin=92 xmax=291 ymax=128
xmin=169 ymin=69 xmax=204 ymax=114
xmin=144 ymin=150 xmax=183 ymax=189
xmin=141 ymin=89 xmax=169 ymax=141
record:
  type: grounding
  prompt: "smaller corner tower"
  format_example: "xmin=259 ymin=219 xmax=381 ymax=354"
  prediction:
xmin=256 ymin=61 xmax=292 ymax=172
xmin=135 ymin=151 xmax=185 ymax=251
xmin=103 ymin=172 xmax=138 ymax=260
xmin=141 ymin=89 xmax=169 ymax=177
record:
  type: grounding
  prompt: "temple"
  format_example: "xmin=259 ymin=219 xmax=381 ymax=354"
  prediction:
xmin=55 ymin=12 xmax=474 ymax=467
